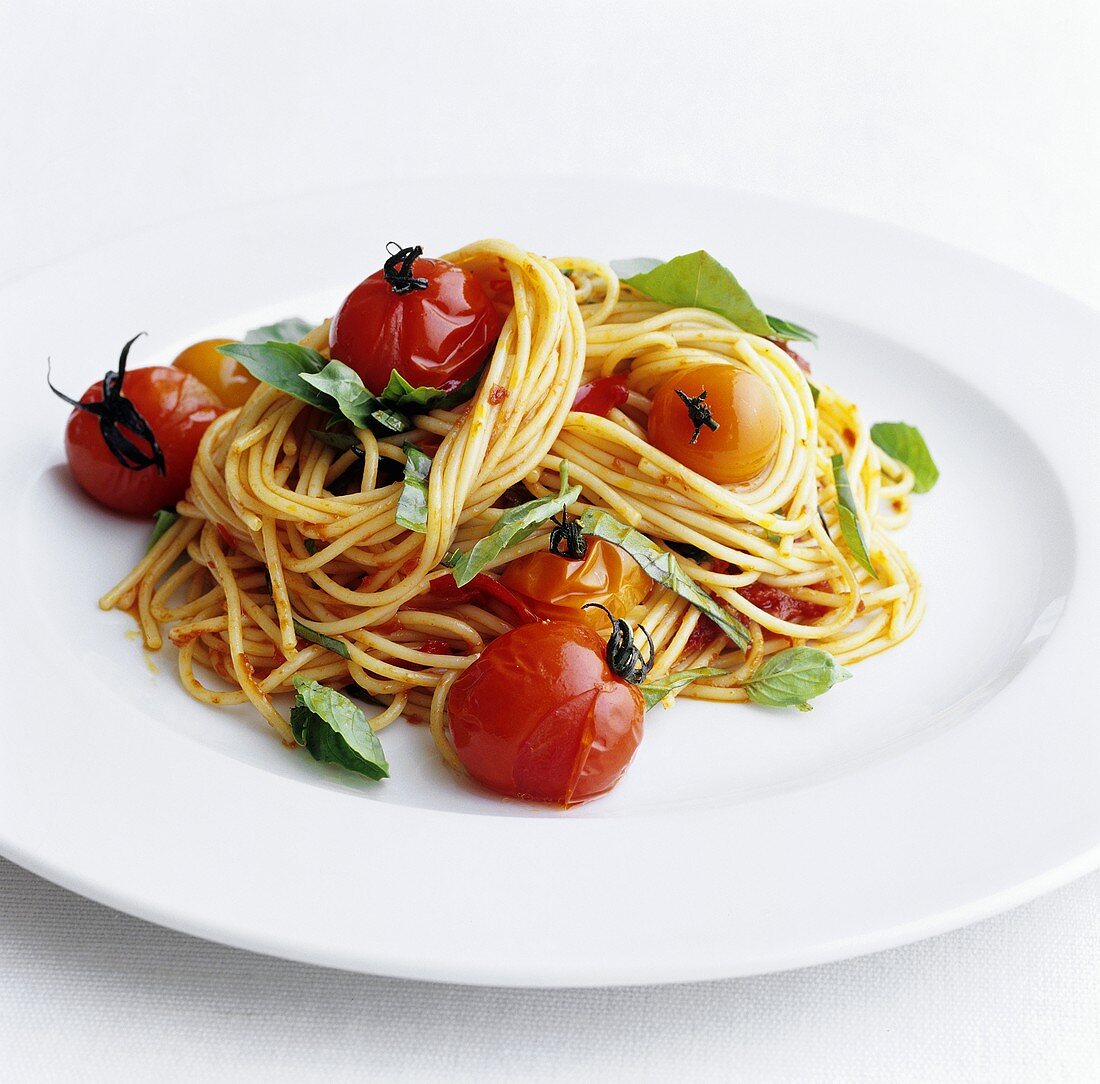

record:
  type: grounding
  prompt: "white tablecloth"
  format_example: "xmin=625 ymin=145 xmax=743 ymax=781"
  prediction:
xmin=3 ymin=1 xmax=1097 ymax=1079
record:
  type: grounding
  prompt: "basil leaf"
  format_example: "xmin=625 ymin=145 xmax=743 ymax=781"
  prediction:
xmin=765 ymin=314 xmax=817 ymax=344
xmin=449 ymin=464 xmax=581 ymax=587
xmin=610 ymin=257 xmax=663 ymax=279
xmin=667 ymin=541 xmax=711 ymax=563
xmin=292 ymin=617 xmax=351 ymax=660
xmin=290 ymin=677 xmax=389 ymax=780
xmin=379 ymin=366 xmax=484 ymax=413
xmin=217 ymin=342 xmax=331 ymax=409
xmin=640 ymin=667 xmax=728 ymax=710
xmin=396 ymin=443 xmax=432 ymax=533
xmin=368 ymin=404 xmax=412 ymax=435
xmin=304 ymin=538 xmax=318 ymax=556
xmin=830 ymin=455 xmax=876 ymax=577
xmin=243 ymin=317 xmax=314 ymax=344
xmin=578 ymin=508 xmax=751 ymax=649
xmin=300 ymin=359 xmax=379 ymax=429
xmin=146 ymin=508 xmax=179 ymax=552
xmin=808 ymin=381 xmax=821 ymax=406
xmin=309 ymin=428 xmax=362 ymax=453
xmin=870 ymin=422 xmax=939 ymax=494
xmin=743 ymin=647 xmax=849 ymax=711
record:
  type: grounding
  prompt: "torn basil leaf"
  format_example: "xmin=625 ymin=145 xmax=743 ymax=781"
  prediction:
xmin=618 ymin=251 xmax=816 ymax=342
xmin=830 ymin=455 xmax=876 ymax=577
xmin=578 ymin=508 xmax=750 ymax=649
xmin=292 ymin=617 xmax=351 ymax=660
xmin=743 ymin=647 xmax=849 ymax=711
xmin=870 ymin=422 xmax=939 ymax=494
xmin=640 ymin=667 xmax=728 ymax=709
xmin=449 ymin=464 xmax=581 ymax=587
xmin=396 ymin=443 xmax=432 ymax=533
xmin=243 ymin=317 xmax=314 ymax=344
xmin=217 ymin=341 xmax=331 ymax=410
xmin=380 ymin=367 xmax=484 ymax=413
xmin=300 ymin=359 xmax=379 ymax=429
xmin=309 ymin=428 xmax=362 ymax=453
xmin=146 ymin=508 xmax=180 ymax=552
xmin=808 ymin=381 xmax=821 ymax=406
xmin=290 ymin=677 xmax=389 ymax=780
xmin=667 ymin=541 xmax=711 ymax=563
xmin=765 ymin=315 xmax=818 ymax=344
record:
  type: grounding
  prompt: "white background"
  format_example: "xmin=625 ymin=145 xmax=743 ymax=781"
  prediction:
xmin=2 ymin=1 xmax=1098 ymax=1080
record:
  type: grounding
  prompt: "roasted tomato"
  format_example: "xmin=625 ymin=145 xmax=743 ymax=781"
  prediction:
xmin=500 ymin=538 xmax=649 ymax=629
xmin=172 ymin=337 xmax=259 ymax=408
xmin=51 ymin=335 xmax=224 ymax=516
xmin=572 ymin=375 xmax=629 ymax=417
xmin=329 ymin=243 xmax=502 ymax=395
xmin=447 ymin=621 xmax=645 ymax=805
xmin=648 ymin=363 xmax=781 ymax=484
xmin=739 ymin=581 xmax=830 ymax=624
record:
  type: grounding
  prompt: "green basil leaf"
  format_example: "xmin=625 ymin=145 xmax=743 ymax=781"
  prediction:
xmin=667 ymin=541 xmax=711 ymax=563
xmin=764 ymin=314 xmax=818 ymax=343
xmin=396 ymin=443 xmax=432 ymax=533
xmin=290 ymin=677 xmax=389 ymax=780
xmin=743 ymin=647 xmax=850 ymax=711
xmin=578 ymin=508 xmax=751 ymax=649
xmin=309 ymin=428 xmax=362 ymax=453
xmin=292 ymin=617 xmax=350 ymax=660
xmin=870 ymin=422 xmax=940 ymax=494
xmin=243 ymin=317 xmax=314 ymax=344
xmin=449 ymin=464 xmax=581 ymax=586
xmin=304 ymin=538 xmax=318 ymax=556
xmin=379 ymin=366 xmax=484 ymax=413
xmin=146 ymin=508 xmax=180 ymax=552
xmin=610 ymin=257 xmax=663 ymax=279
xmin=808 ymin=381 xmax=821 ymax=406
xmin=300 ymin=359 xmax=379 ymax=429
xmin=217 ymin=342 xmax=331 ymax=409
xmin=368 ymin=405 xmax=412 ymax=434
xmin=640 ymin=667 xmax=728 ymax=710
xmin=830 ymin=455 xmax=876 ymax=577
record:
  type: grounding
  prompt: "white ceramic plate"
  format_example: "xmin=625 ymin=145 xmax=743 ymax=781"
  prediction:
xmin=2 ymin=180 xmax=1097 ymax=986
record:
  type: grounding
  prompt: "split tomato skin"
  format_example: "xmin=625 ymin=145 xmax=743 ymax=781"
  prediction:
xmin=329 ymin=255 xmax=503 ymax=395
xmin=448 ymin=621 xmax=645 ymax=805
xmin=64 ymin=367 xmax=223 ymax=516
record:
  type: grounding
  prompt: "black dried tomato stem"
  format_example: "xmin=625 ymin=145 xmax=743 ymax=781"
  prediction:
xmin=548 ymin=512 xmax=587 ymax=560
xmin=47 ymin=333 xmax=166 ymax=475
xmin=675 ymin=387 xmax=720 ymax=444
xmin=383 ymin=242 xmax=429 ymax=295
xmin=583 ymin=603 xmax=655 ymax=685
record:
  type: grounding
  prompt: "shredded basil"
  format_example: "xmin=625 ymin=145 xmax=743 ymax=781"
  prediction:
xmin=243 ymin=317 xmax=314 ymax=344
xmin=808 ymin=381 xmax=821 ymax=406
xmin=615 ymin=251 xmax=816 ymax=342
xmin=640 ymin=667 xmax=728 ymax=709
xmin=396 ymin=443 xmax=432 ymax=533
xmin=830 ymin=455 xmax=876 ymax=577
xmin=146 ymin=509 xmax=179 ymax=552
xmin=870 ymin=422 xmax=939 ymax=494
xmin=292 ymin=617 xmax=350 ymax=660
xmin=291 ymin=677 xmax=389 ymax=780
xmin=667 ymin=541 xmax=711 ymax=564
xmin=578 ymin=508 xmax=751 ymax=649
xmin=743 ymin=647 xmax=849 ymax=711
xmin=448 ymin=464 xmax=581 ymax=586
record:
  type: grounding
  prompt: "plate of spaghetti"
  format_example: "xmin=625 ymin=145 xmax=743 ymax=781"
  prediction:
xmin=2 ymin=180 xmax=1097 ymax=985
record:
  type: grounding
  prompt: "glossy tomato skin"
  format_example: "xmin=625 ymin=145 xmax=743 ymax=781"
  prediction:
xmin=172 ymin=338 xmax=259 ymax=408
xmin=648 ymin=363 xmax=781 ymax=485
xmin=500 ymin=538 xmax=649 ymax=629
xmin=329 ymin=256 xmax=503 ymax=395
xmin=572 ymin=375 xmax=629 ymax=417
xmin=448 ymin=621 xmax=645 ymax=805
xmin=65 ymin=367 xmax=223 ymax=516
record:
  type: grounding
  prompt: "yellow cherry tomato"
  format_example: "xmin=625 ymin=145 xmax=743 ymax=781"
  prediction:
xmin=172 ymin=338 xmax=258 ymax=408
xmin=648 ymin=363 xmax=781 ymax=484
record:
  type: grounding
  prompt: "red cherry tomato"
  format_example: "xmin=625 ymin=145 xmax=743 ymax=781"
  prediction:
xmin=500 ymin=538 xmax=649 ymax=629
xmin=571 ymin=375 xmax=629 ymax=417
xmin=63 ymin=366 xmax=223 ymax=516
xmin=329 ymin=245 xmax=503 ymax=395
xmin=739 ymin=581 xmax=830 ymax=623
xmin=448 ymin=621 xmax=645 ymax=805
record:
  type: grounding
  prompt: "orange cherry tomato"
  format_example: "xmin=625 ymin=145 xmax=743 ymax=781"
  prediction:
xmin=448 ymin=621 xmax=645 ymax=805
xmin=500 ymin=539 xmax=649 ymax=629
xmin=648 ymin=363 xmax=781 ymax=484
xmin=329 ymin=244 xmax=502 ymax=396
xmin=57 ymin=344 xmax=223 ymax=516
xmin=172 ymin=338 xmax=259 ymax=408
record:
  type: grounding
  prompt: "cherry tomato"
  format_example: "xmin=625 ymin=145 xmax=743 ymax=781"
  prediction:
xmin=572 ymin=375 xmax=629 ymax=417
xmin=739 ymin=581 xmax=830 ymax=623
xmin=63 ymin=366 xmax=223 ymax=516
xmin=172 ymin=338 xmax=259 ymax=408
xmin=500 ymin=539 xmax=649 ymax=629
xmin=422 ymin=572 xmax=540 ymax=625
xmin=448 ymin=621 xmax=645 ymax=805
xmin=648 ymin=363 xmax=781 ymax=485
xmin=329 ymin=245 xmax=503 ymax=395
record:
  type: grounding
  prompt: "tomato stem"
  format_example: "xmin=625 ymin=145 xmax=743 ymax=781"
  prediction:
xmin=675 ymin=386 xmax=720 ymax=444
xmin=383 ymin=242 xmax=429 ymax=295
xmin=583 ymin=603 xmax=655 ymax=685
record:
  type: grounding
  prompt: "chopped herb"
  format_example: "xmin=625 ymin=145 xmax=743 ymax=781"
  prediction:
xmin=396 ymin=443 xmax=432 ymax=533
xmin=640 ymin=667 xmax=729 ymax=709
xmin=870 ymin=422 xmax=939 ymax=493
xmin=830 ymin=455 xmax=876 ymax=576
xmin=743 ymin=647 xmax=849 ymax=711
xmin=146 ymin=509 xmax=180 ymax=552
xmin=304 ymin=538 xmax=318 ymax=556
xmin=292 ymin=617 xmax=350 ymax=659
xmin=291 ymin=678 xmax=388 ymax=780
